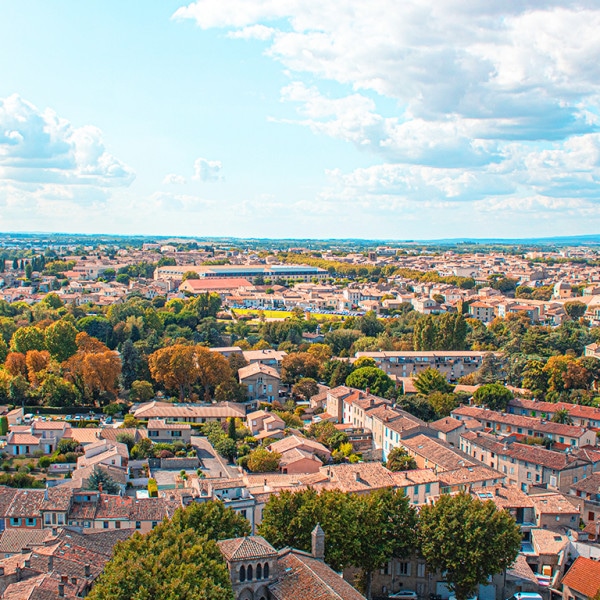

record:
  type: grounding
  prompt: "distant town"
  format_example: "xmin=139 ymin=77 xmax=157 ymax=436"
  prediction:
xmin=0 ymin=234 xmax=599 ymax=599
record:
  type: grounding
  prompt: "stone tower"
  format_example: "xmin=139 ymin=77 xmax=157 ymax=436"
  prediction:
xmin=311 ymin=523 xmax=325 ymax=561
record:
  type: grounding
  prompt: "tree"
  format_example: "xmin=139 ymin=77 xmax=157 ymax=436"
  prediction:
xmin=44 ymin=319 xmax=78 ymax=362
xmin=281 ymin=352 xmax=321 ymax=385
xmin=88 ymin=501 xmax=249 ymax=600
xmin=246 ymin=447 xmax=281 ymax=472
xmin=356 ymin=488 xmax=417 ymax=598
xmin=386 ymin=447 xmax=417 ymax=471
xmin=41 ymin=292 xmax=64 ymax=309
xmin=35 ymin=374 xmax=81 ymax=407
xmin=10 ymin=326 xmax=45 ymax=354
xmin=346 ymin=366 xmax=395 ymax=397
xmin=182 ymin=271 xmax=200 ymax=281
xmin=413 ymin=368 xmax=452 ymax=395
xmin=473 ymin=383 xmax=513 ymax=411
xmin=0 ymin=415 xmax=8 ymax=436
xmin=564 ymin=301 xmax=587 ymax=320
xmin=551 ymin=408 xmax=573 ymax=425
xmin=87 ymin=466 xmax=120 ymax=495
xmin=25 ymin=350 xmax=51 ymax=386
xmin=292 ymin=377 xmax=319 ymax=400
xmin=120 ymin=339 xmax=143 ymax=389
xmin=194 ymin=345 xmax=232 ymax=402
xmin=214 ymin=437 xmax=238 ymax=463
xmin=116 ymin=433 xmax=136 ymax=451
xmin=129 ymin=380 xmax=154 ymax=403
xmin=149 ymin=344 xmax=198 ymax=401
xmin=428 ymin=391 xmax=459 ymax=418
xmin=0 ymin=337 xmax=8 ymax=364
xmin=419 ymin=493 xmax=521 ymax=600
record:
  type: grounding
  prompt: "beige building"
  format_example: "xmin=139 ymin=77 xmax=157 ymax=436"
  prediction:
xmin=239 ymin=363 xmax=281 ymax=403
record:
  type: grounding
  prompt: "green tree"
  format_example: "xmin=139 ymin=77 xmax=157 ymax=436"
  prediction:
xmin=564 ymin=301 xmax=587 ymax=320
xmin=413 ymin=368 xmax=452 ymax=395
xmin=0 ymin=337 xmax=7 ymax=364
xmin=418 ymin=493 xmax=521 ymax=600
xmin=428 ymin=391 xmax=459 ymax=418
xmin=473 ymin=383 xmax=513 ymax=411
xmin=246 ymin=447 xmax=281 ymax=472
xmin=292 ymin=377 xmax=319 ymax=400
xmin=214 ymin=437 xmax=237 ymax=463
xmin=87 ymin=466 xmax=120 ymax=495
xmin=88 ymin=501 xmax=249 ymax=600
xmin=345 ymin=366 xmax=394 ymax=397
xmin=10 ymin=326 xmax=46 ymax=354
xmin=0 ymin=415 xmax=8 ymax=436
xmin=386 ymin=447 xmax=417 ymax=471
xmin=129 ymin=380 xmax=154 ymax=403
xmin=44 ymin=319 xmax=78 ymax=362
xmin=551 ymin=408 xmax=573 ymax=425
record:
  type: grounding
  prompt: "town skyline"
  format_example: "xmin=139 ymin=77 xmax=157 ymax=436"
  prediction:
xmin=2 ymin=1 xmax=600 ymax=239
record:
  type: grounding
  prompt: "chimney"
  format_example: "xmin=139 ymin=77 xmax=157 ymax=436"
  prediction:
xmin=85 ymin=564 xmax=91 ymax=577
xmin=24 ymin=559 xmax=30 ymax=568
xmin=311 ymin=523 xmax=325 ymax=561
xmin=0 ymin=567 xmax=4 ymax=576
xmin=71 ymin=577 xmax=77 ymax=585
xmin=48 ymin=556 xmax=53 ymax=571
xmin=15 ymin=567 xmax=21 ymax=582
xmin=354 ymin=471 xmax=360 ymax=482
xmin=21 ymin=547 xmax=30 ymax=554
xmin=98 ymin=482 xmax=103 ymax=493
xmin=61 ymin=575 xmax=68 ymax=584
xmin=58 ymin=583 xmax=65 ymax=597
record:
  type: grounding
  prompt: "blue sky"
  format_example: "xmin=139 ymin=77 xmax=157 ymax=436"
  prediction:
xmin=1 ymin=1 xmax=600 ymax=240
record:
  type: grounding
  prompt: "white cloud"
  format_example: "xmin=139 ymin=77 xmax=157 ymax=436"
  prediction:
xmin=193 ymin=157 xmax=223 ymax=182
xmin=163 ymin=173 xmax=187 ymax=185
xmin=0 ymin=94 xmax=134 ymax=187
xmin=174 ymin=0 xmax=600 ymax=225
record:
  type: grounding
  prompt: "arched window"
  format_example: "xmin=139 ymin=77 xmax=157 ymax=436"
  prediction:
xmin=247 ymin=565 xmax=253 ymax=580
xmin=239 ymin=565 xmax=246 ymax=582
xmin=263 ymin=562 xmax=270 ymax=578
xmin=256 ymin=564 xmax=262 ymax=579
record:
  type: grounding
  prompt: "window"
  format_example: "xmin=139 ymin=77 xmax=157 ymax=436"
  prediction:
xmin=136 ymin=521 xmax=141 ymax=529
xmin=148 ymin=431 xmax=159 ymax=437
xmin=257 ymin=563 xmax=262 ymax=579
xmin=264 ymin=563 xmax=269 ymax=578
xmin=10 ymin=518 xmax=21 ymax=527
xmin=115 ymin=521 xmax=121 ymax=529
xmin=247 ymin=565 xmax=253 ymax=580
xmin=152 ymin=521 xmax=158 ymax=528
xmin=239 ymin=566 xmax=246 ymax=582
xmin=44 ymin=514 xmax=52 ymax=525
xmin=417 ymin=563 xmax=426 ymax=578
xmin=57 ymin=514 xmax=65 ymax=525
xmin=26 ymin=518 xmax=35 ymax=527
xmin=172 ymin=431 xmax=182 ymax=437
xmin=103 ymin=521 xmax=109 ymax=529
xmin=397 ymin=562 xmax=411 ymax=576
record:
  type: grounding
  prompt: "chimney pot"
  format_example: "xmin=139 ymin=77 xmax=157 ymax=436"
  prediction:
xmin=85 ymin=564 xmax=91 ymax=577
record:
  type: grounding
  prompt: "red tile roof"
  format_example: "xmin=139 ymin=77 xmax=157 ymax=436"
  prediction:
xmin=562 ymin=556 xmax=600 ymax=597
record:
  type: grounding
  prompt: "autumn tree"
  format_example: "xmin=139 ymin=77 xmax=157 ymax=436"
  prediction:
xmin=4 ymin=352 xmax=27 ymax=377
xmin=194 ymin=345 xmax=232 ymax=402
xmin=246 ymin=447 xmax=281 ymax=472
xmin=418 ymin=493 xmax=521 ymax=600
xmin=281 ymin=352 xmax=321 ymax=385
xmin=292 ymin=377 xmax=319 ymax=400
xmin=148 ymin=344 xmax=198 ymax=401
xmin=25 ymin=350 xmax=51 ymax=386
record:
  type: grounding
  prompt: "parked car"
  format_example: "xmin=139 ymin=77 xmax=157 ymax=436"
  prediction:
xmin=389 ymin=591 xmax=418 ymax=599
xmin=506 ymin=594 xmax=542 ymax=600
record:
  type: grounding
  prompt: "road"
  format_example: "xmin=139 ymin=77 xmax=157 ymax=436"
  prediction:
xmin=191 ymin=436 xmax=240 ymax=479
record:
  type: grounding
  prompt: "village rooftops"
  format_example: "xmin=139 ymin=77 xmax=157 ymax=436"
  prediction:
xmin=238 ymin=362 xmax=281 ymax=379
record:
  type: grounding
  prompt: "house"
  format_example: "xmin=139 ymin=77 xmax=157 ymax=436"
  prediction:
xmin=133 ymin=401 xmax=246 ymax=424
xmin=561 ymin=556 xmax=600 ymax=600
xmin=246 ymin=411 xmax=285 ymax=437
xmin=268 ymin=435 xmax=331 ymax=463
xmin=76 ymin=440 xmax=129 ymax=469
xmin=147 ymin=419 xmax=192 ymax=444
xmin=279 ymin=448 xmax=323 ymax=475
xmin=242 ymin=349 xmax=287 ymax=370
xmin=5 ymin=420 xmax=72 ymax=456
xmin=238 ymin=364 xmax=280 ymax=403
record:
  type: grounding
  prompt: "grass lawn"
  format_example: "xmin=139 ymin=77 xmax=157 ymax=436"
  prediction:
xmin=232 ymin=308 xmax=342 ymax=321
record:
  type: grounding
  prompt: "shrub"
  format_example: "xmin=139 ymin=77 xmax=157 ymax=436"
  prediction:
xmin=148 ymin=478 xmax=158 ymax=497
xmin=38 ymin=456 xmax=52 ymax=469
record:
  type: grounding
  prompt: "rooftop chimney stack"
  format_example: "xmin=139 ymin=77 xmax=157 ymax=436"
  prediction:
xmin=58 ymin=583 xmax=65 ymax=597
xmin=311 ymin=523 xmax=325 ymax=561
xmin=85 ymin=564 xmax=91 ymax=577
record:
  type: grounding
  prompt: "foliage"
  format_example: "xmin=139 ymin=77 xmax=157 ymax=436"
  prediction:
xmin=345 ymin=366 xmax=394 ymax=397
xmin=413 ymin=368 xmax=453 ymax=395
xmin=386 ymin=447 xmax=417 ymax=471
xmin=87 ymin=466 xmax=120 ymax=495
xmin=418 ymin=493 xmax=521 ymax=600
xmin=292 ymin=377 xmax=319 ymax=400
xmin=88 ymin=501 xmax=249 ymax=600
xmin=246 ymin=447 xmax=281 ymax=472
xmin=473 ymin=383 xmax=514 ymax=411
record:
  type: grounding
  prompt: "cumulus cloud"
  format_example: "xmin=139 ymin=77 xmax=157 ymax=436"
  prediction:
xmin=175 ymin=0 xmax=600 ymax=220
xmin=193 ymin=157 xmax=223 ymax=182
xmin=163 ymin=173 xmax=187 ymax=185
xmin=0 ymin=94 xmax=135 ymax=187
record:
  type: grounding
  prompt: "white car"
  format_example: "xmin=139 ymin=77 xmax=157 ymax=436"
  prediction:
xmin=389 ymin=591 xmax=418 ymax=599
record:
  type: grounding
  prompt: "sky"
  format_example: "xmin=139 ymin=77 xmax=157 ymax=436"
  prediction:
xmin=1 ymin=1 xmax=600 ymax=240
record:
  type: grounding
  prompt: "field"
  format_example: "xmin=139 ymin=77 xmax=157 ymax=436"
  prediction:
xmin=232 ymin=308 xmax=342 ymax=321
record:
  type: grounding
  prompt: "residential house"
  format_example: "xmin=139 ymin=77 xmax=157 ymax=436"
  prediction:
xmin=561 ymin=556 xmax=600 ymax=600
xmin=239 ymin=363 xmax=280 ymax=403
xmin=246 ymin=411 xmax=285 ymax=437
xmin=147 ymin=419 xmax=192 ymax=444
